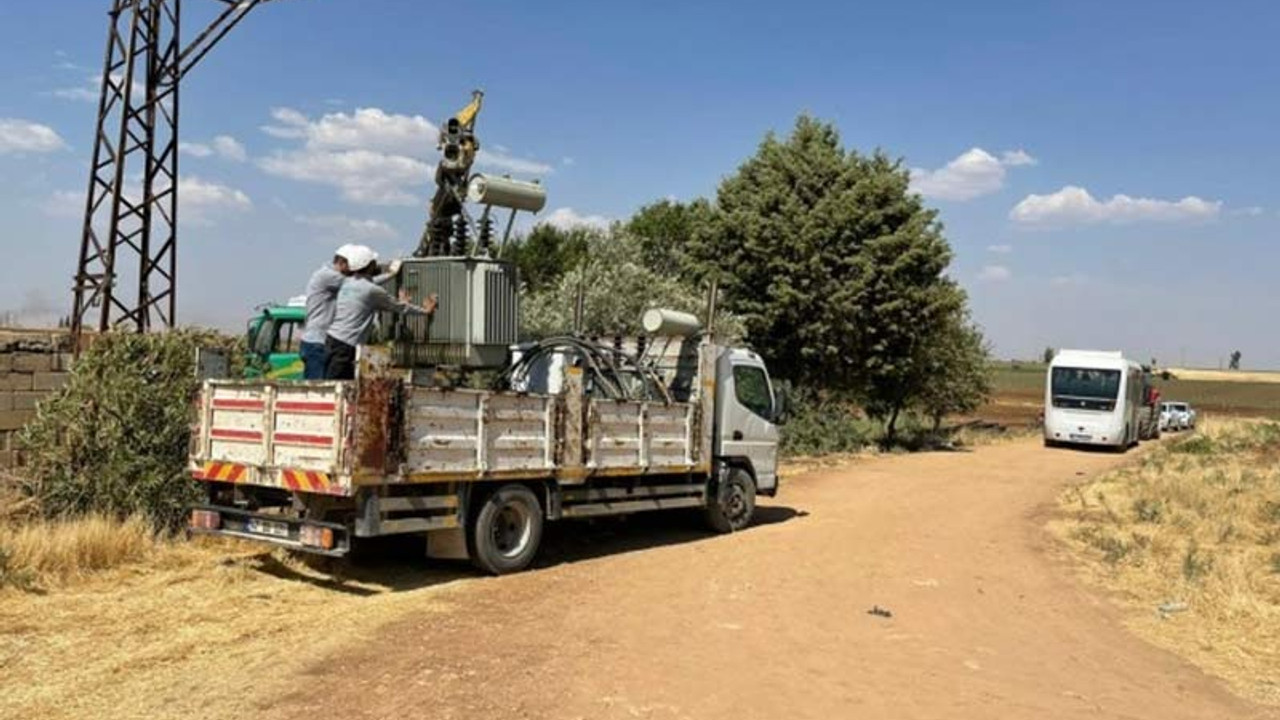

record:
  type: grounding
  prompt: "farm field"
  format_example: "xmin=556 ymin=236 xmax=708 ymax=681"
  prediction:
xmin=977 ymin=362 xmax=1280 ymax=427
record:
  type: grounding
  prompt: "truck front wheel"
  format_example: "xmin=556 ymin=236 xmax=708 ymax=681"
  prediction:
xmin=706 ymin=468 xmax=756 ymax=533
xmin=470 ymin=484 xmax=543 ymax=575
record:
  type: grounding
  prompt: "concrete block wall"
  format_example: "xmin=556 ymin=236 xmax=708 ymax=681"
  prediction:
xmin=0 ymin=330 xmax=74 ymax=469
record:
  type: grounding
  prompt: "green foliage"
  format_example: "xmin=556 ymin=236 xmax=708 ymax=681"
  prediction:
xmin=626 ymin=198 xmax=716 ymax=278
xmin=1133 ymin=497 xmax=1165 ymax=523
xmin=916 ymin=317 xmax=993 ymax=430
xmin=680 ymin=115 xmax=968 ymax=440
xmin=778 ymin=391 xmax=871 ymax=457
xmin=1172 ymin=435 xmax=1216 ymax=455
xmin=521 ymin=229 xmax=744 ymax=340
xmin=16 ymin=329 xmax=242 ymax=531
xmin=504 ymin=223 xmax=595 ymax=293
xmin=1042 ymin=346 xmax=1055 ymax=364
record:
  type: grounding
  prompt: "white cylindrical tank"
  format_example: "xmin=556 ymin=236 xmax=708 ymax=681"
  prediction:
xmin=642 ymin=309 xmax=702 ymax=337
xmin=466 ymin=174 xmax=547 ymax=212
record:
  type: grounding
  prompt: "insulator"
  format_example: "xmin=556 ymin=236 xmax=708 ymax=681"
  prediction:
xmin=451 ymin=215 xmax=470 ymax=256
xmin=477 ymin=216 xmax=495 ymax=255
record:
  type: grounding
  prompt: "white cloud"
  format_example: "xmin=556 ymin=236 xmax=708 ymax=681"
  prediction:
xmin=1000 ymin=150 xmax=1037 ymax=167
xmin=179 ymin=176 xmax=252 ymax=224
xmin=910 ymin=147 xmax=1036 ymax=201
xmin=1229 ymin=206 xmax=1264 ymax=217
xmin=0 ymin=119 xmax=67 ymax=154
xmin=258 ymin=106 xmax=551 ymax=206
xmin=987 ymin=244 xmax=1013 ymax=254
xmin=1009 ymin=185 xmax=1221 ymax=226
xmin=538 ymin=207 xmax=611 ymax=231
xmin=47 ymin=74 xmax=143 ymax=103
xmin=978 ymin=264 xmax=1011 ymax=282
xmin=179 ymin=142 xmax=214 ymax=158
xmin=562 ymin=157 xmax=576 ymax=167
xmin=260 ymin=148 xmax=430 ymax=206
xmin=38 ymin=190 xmax=84 ymax=218
xmin=212 ymin=135 xmax=247 ymax=162
xmin=295 ymin=214 xmax=398 ymax=243
xmin=181 ymin=135 xmax=247 ymax=162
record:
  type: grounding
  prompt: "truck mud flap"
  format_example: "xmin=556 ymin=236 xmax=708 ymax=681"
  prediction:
xmin=189 ymin=504 xmax=351 ymax=557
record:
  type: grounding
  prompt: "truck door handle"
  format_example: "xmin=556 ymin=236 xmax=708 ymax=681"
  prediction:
xmin=732 ymin=430 xmax=743 ymax=441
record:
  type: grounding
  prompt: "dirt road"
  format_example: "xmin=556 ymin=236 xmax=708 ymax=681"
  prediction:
xmin=273 ymin=440 xmax=1273 ymax=720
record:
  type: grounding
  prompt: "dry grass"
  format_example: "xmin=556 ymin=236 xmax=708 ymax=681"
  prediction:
xmin=1166 ymin=368 xmax=1280 ymax=384
xmin=0 ymin=520 xmax=468 ymax=720
xmin=0 ymin=515 xmax=158 ymax=589
xmin=1051 ymin=417 xmax=1280 ymax=706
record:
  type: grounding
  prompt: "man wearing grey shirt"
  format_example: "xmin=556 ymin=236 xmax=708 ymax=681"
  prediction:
xmin=325 ymin=247 xmax=437 ymax=380
xmin=299 ymin=245 xmax=355 ymax=380
xmin=301 ymin=245 xmax=402 ymax=380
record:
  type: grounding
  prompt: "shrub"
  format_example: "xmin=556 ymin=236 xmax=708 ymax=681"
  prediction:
xmin=16 ymin=329 xmax=241 ymax=531
xmin=779 ymin=391 xmax=871 ymax=457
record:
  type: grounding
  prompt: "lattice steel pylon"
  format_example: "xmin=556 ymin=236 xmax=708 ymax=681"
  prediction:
xmin=71 ymin=0 xmax=277 ymax=344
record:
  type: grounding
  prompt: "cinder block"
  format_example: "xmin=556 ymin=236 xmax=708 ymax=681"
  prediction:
xmin=54 ymin=353 xmax=76 ymax=372
xmin=32 ymin=373 xmax=68 ymax=392
xmin=0 ymin=450 xmax=14 ymax=469
xmin=0 ymin=354 xmax=12 ymax=373
xmin=13 ymin=353 xmax=53 ymax=374
xmin=0 ymin=430 xmax=11 ymax=451
xmin=0 ymin=374 xmax=33 ymax=392
xmin=0 ymin=410 xmax=35 ymax=431
xmin=13 ymin=392 xmax=44 ymax=411
xmin=0 ymin=393 xmax=12 ymax=413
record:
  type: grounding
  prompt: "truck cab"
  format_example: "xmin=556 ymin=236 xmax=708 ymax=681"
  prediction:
xmin=245 ymin=302 xmax=305 ymax=381
xmin=715 ymin=347 xmax=781 ymax=494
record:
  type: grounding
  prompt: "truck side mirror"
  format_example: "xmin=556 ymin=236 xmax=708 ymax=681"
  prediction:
xmin=771 ymin=382 xmax=793 ymax=425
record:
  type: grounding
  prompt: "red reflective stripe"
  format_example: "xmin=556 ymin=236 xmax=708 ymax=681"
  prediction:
xmin=227 ymin=464 xmax=246 ymax=482
xmin=210 ymin=428 xmax=263 ymax=442
xmin=282 ymin=471 xmax=300 ymax=490
xmin=276 ymin=401 xmax=337 ymax=414
xmin=307 ymin=472 xmax=324 ymax=491
xmin=212 ymin=399 xmax=265 ymax=411
xmin=274 ymin=433 xmax=334 ymax=446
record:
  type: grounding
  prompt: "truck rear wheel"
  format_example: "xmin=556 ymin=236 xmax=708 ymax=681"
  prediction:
xmin=470 ymin=484 xmax=543 ymax=575
xmin=706 ymin=468 xmax=756 ymax=533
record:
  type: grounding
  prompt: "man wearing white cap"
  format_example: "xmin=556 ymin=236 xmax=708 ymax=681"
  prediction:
xmin=325 ymin=245 xmax=437 ymax=380
xmin=300 ymin=245 xmax=401 ymax=380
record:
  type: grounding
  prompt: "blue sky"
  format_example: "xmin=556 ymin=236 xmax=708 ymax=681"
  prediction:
xmin=0 ymin=1 xmax=1276 ymax=367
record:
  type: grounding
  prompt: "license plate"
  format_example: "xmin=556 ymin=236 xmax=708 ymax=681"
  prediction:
xmin=247 ymin=518 xmax=289 ymax=538
xmin=1069 ymin=433 xmax=1092 ymax=442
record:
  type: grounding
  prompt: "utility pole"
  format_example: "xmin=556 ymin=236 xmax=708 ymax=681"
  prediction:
xmin=71 ymin=0 xmax=279 ymax=347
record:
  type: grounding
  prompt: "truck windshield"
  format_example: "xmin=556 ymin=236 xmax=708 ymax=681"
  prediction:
xmin=1051 ymin=367 xmax=1121 ymax=411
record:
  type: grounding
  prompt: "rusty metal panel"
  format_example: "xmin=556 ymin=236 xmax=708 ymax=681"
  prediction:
xmin=587 ymin=400 xmax=645 ymax=470
xmin=404 ymin=387 xmax=554 ymax=478
xmin=483 ymin=393 xmax=554 ymax=473
xmin=559 ymin=367 xmax=586 ymax=483
xmin=646 ymin=404 xmax=694 ymax=468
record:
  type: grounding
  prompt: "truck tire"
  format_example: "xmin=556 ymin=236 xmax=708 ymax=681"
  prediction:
xmin=706 ymin=468 xmax=756 ymax=533
xmin=470 ymin=484 xmax=543 ymax=575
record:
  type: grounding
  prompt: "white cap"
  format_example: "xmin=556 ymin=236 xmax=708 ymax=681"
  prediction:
xmin=343 ymin=244 xmax=378 ymax=272
xmin=334 ymin=244 xmax=357 ymax=261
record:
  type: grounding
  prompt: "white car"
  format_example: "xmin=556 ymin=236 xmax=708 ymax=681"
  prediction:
xmin=1161 ymin=401 xmax=1194 ymax=431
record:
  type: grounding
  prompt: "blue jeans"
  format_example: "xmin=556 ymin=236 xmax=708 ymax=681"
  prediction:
xmin=300 ymin=340 xmax=327 ymax=380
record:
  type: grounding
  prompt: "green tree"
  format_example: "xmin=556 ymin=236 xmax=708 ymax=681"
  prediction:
xmin=626 ymin=198 xmax=715 ymax=278
xmin=1229 ymin=350 xmax=1242 ymax=370
xmin=686 ymin=114 xmax=965 ymax=439
xmin=1042 ymin=346 xmax=1055 ymax=365
xmin=503 ymin=223 xmax=595 ymax=293
xmin=521 ymin=229 xmax=743 ymax=340
xmin=918 ymin=317 xmax=993 ymax=432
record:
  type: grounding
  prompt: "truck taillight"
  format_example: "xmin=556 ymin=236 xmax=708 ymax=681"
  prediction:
xmin=190 ymin=509 xmax=220 ymax=530
xmin=299 ymin=525 xmax=334 ymax=550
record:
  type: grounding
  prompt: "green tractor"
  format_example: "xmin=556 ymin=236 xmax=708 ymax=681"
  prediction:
xmin=245 ymin=301 xmax=306 ymax=381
